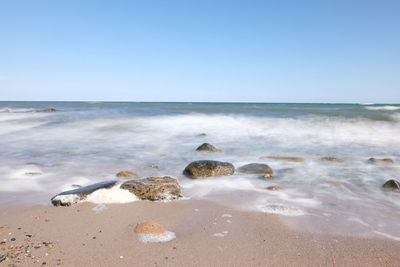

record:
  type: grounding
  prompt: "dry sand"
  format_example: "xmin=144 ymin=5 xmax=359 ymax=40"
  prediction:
xmin=1 ymin=199 xmax=400 ymax=267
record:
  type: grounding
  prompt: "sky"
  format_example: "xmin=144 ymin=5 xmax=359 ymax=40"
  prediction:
xmin=0 ymin=0 xmax=399 ymax=103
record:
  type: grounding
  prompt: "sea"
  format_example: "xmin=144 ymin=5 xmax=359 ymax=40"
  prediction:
xmin=1 ymin=101 xmax=399 ymax=240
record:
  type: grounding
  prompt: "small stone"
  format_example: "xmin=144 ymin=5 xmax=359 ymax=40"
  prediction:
xmin=0 ymin=254 xmax=6 ymax=262
xmin=367 ymin=158 xmax=394 ymax=164
xmin=320 ymin=157 xmax=344 ymax=163
xmin=183 ymin=160 xmax=235 ymax=178
xmin=382 ymin=179 xmax=400 ymax=190
xmin=263 ymin=173 xmax=274 ymax=179
xmin=238 ymin=163 xmax=273 ymax=175
xmin=116 ymin=171 xmax=139 ymax=179
xmin=261 ymin=156 xmax=305 ymax=162
xmin=41 ymin=108 xmax=58 ymax=112
xmin=195 ymin=143 xmax=222 ymax=152
xmin=265 ymin=186 xmax=283 ymax=190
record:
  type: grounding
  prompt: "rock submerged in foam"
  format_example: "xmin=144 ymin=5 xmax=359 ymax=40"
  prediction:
xmin=238 ymin=163 xmax=273 ymax=175
xmin=120 ymin=176 xmax=182 ymax=201
xmin=382 ymin=179 xmax=400 ymax=190
xmin=134 ymin=222 xmax=176 ymax=243
xmin=116 ymin=170 xmax=139 ymax=179
xmin=320 ymin=157 xmax=344 ymax=163
xmin=51 ymin=180 xmax=118 ymax=206
xmin=261 ymin=156 xmax=305 ymax=162
xmin=195 ymin=143 xmax=222 ymax=152
xmin=183 ymin=160 xmax=235 ymax=178
xmin=367 ymin=158 xmax=394 ymax=164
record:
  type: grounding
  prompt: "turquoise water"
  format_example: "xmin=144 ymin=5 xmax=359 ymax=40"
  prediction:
xmin=0 ymin=102 xmax=400 ymax=239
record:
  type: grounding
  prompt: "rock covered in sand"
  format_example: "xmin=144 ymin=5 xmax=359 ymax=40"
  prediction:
xmin=382 ymin=179 xmax=400 ymax=190
xmin=120 ymin=176 xmax=182 ymax=201
xmin=183 ymin=160 xmax=235 ymax=178
xmin=134 ymin=222 xmax=176 ymax=243
xmin=51 ymin=180 xmax=117 ymax=206
xmin=195 ymin=143 xmax=222 ymax=152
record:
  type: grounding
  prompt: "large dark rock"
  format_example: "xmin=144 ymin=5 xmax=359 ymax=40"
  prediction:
xmin=382 ymin=179 xmax=400 ymax=190
xmin=51 ymin=180 xmax=117 ymax=206
xmin=183 ymin=160 xmax=235 ymax=178
xmin=238 ymin=163 xmax=273 ymax=175
xmin=195 ymin=143 xmax=222 ymax=152
xmin=367 ymin=158 xmax=394 ymax=164
xmin=120 ymin=176 xmax=182 ymax=201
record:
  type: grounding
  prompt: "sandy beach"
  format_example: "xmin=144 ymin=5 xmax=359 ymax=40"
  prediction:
xmin=1 ymin=199 xmax=400 ymax=267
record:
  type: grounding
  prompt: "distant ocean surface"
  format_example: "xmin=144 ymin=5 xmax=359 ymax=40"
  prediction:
xmin=1 ymin=102 xmax=400 ymax=240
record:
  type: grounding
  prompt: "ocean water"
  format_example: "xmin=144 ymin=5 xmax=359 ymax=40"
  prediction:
xmin=1 ymin=102 xmax=400 ymax=239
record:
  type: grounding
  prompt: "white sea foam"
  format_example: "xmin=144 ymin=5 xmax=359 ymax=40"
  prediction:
xmin=257 ymin=203 xmax=305 ymax=216
xmin=364 ymin=105 xmax=400 ymax=111
xmin=137 ymin=231 xmax=176 ymax=243
xmin=85 ymin=185 xmax=139 ymax=204
xmin=92 ymin=204 xmax=108 ymax=213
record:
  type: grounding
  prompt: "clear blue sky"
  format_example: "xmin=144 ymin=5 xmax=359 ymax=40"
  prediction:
xmin=1 ymin=0 xmax=399 ymax=103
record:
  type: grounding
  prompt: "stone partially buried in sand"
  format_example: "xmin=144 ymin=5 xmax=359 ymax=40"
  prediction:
xmin=120 ymin=176 xmax=182 ymax=201
xmin=116 ymin=170 xmax=139 ymax=179
xmin=51 ymin=180 xmax=117 ymax=206
xmin=183 ymin=160 xmax=235 ymax=178
xmin=382 ymin=179 xmax=400 ymax=190
xmin=134 ymin=222 xmax=176 ymax=243
xmin=261 ymin=156 xmax=305 ymax=162
xmin=195 ymin=143 xmax=222 ymax=152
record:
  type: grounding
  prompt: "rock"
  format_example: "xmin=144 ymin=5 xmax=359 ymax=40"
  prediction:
xmin=382 ymin=179 xmax=400 ymax=190
xmin=263 ymin=173 xmax=274 ymax=179
xmin=120 ymin=176 xmax=182 ymax=201
xmin=116 ymin=171 xmax=138 ymax=179
xmin=150 ymin=164 xmax=160 ymax=169
xmin=0 ymin=254 xmax=6 ymax=263
xmin=41 ymin=108 xmax=58 ymax=112
xmin=134 ymin=222 xmax=167 ymax=234
xmin=183 ymin=160 xmax=235 ymax=178
xmin=261 ymin=156 xmax=305 ymax=162
xmin=51 ymin=180 xmax=117 ymax=206
xmin=195 ymin=143 xmax=222 ymax=152
xmin=265 ymin=186 xmax=282 ymax=190
xmin=134 ymin=222 xmax=176 ymax=243
xmin=367 ymin=158 xmax=394 ymax=164
xmin=320 ymin=157 xmax=344 ymax=163
xmin=238 ymin=163 xmax=273 ymax=175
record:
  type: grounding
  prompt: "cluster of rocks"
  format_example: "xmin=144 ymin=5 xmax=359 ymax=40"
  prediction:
xmin=51 ymin=142 xmax=399 ymax=206
xmin=51 ymin=176 xmax=182 ymax=206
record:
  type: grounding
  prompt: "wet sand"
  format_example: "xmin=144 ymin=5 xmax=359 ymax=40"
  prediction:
xmin=1 ymin=200 xmax=400 ymax=267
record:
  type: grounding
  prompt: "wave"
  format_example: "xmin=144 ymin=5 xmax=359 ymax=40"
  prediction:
xmin=0 ymin=107 xmax=37 ymax=113
xmin=364 ymin=105 xmax=400 ymax=111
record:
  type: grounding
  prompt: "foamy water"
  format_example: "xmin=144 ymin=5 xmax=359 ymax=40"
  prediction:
xmin=0 ymin=102 xmax=399 ymax=240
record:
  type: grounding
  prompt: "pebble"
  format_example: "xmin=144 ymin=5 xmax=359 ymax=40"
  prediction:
xmin=0 ymin=254 xmax=6 ymax=262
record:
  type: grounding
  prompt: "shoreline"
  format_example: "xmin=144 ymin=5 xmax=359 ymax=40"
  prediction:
xmin=1 ymin=199 xmax=400 ymax=266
